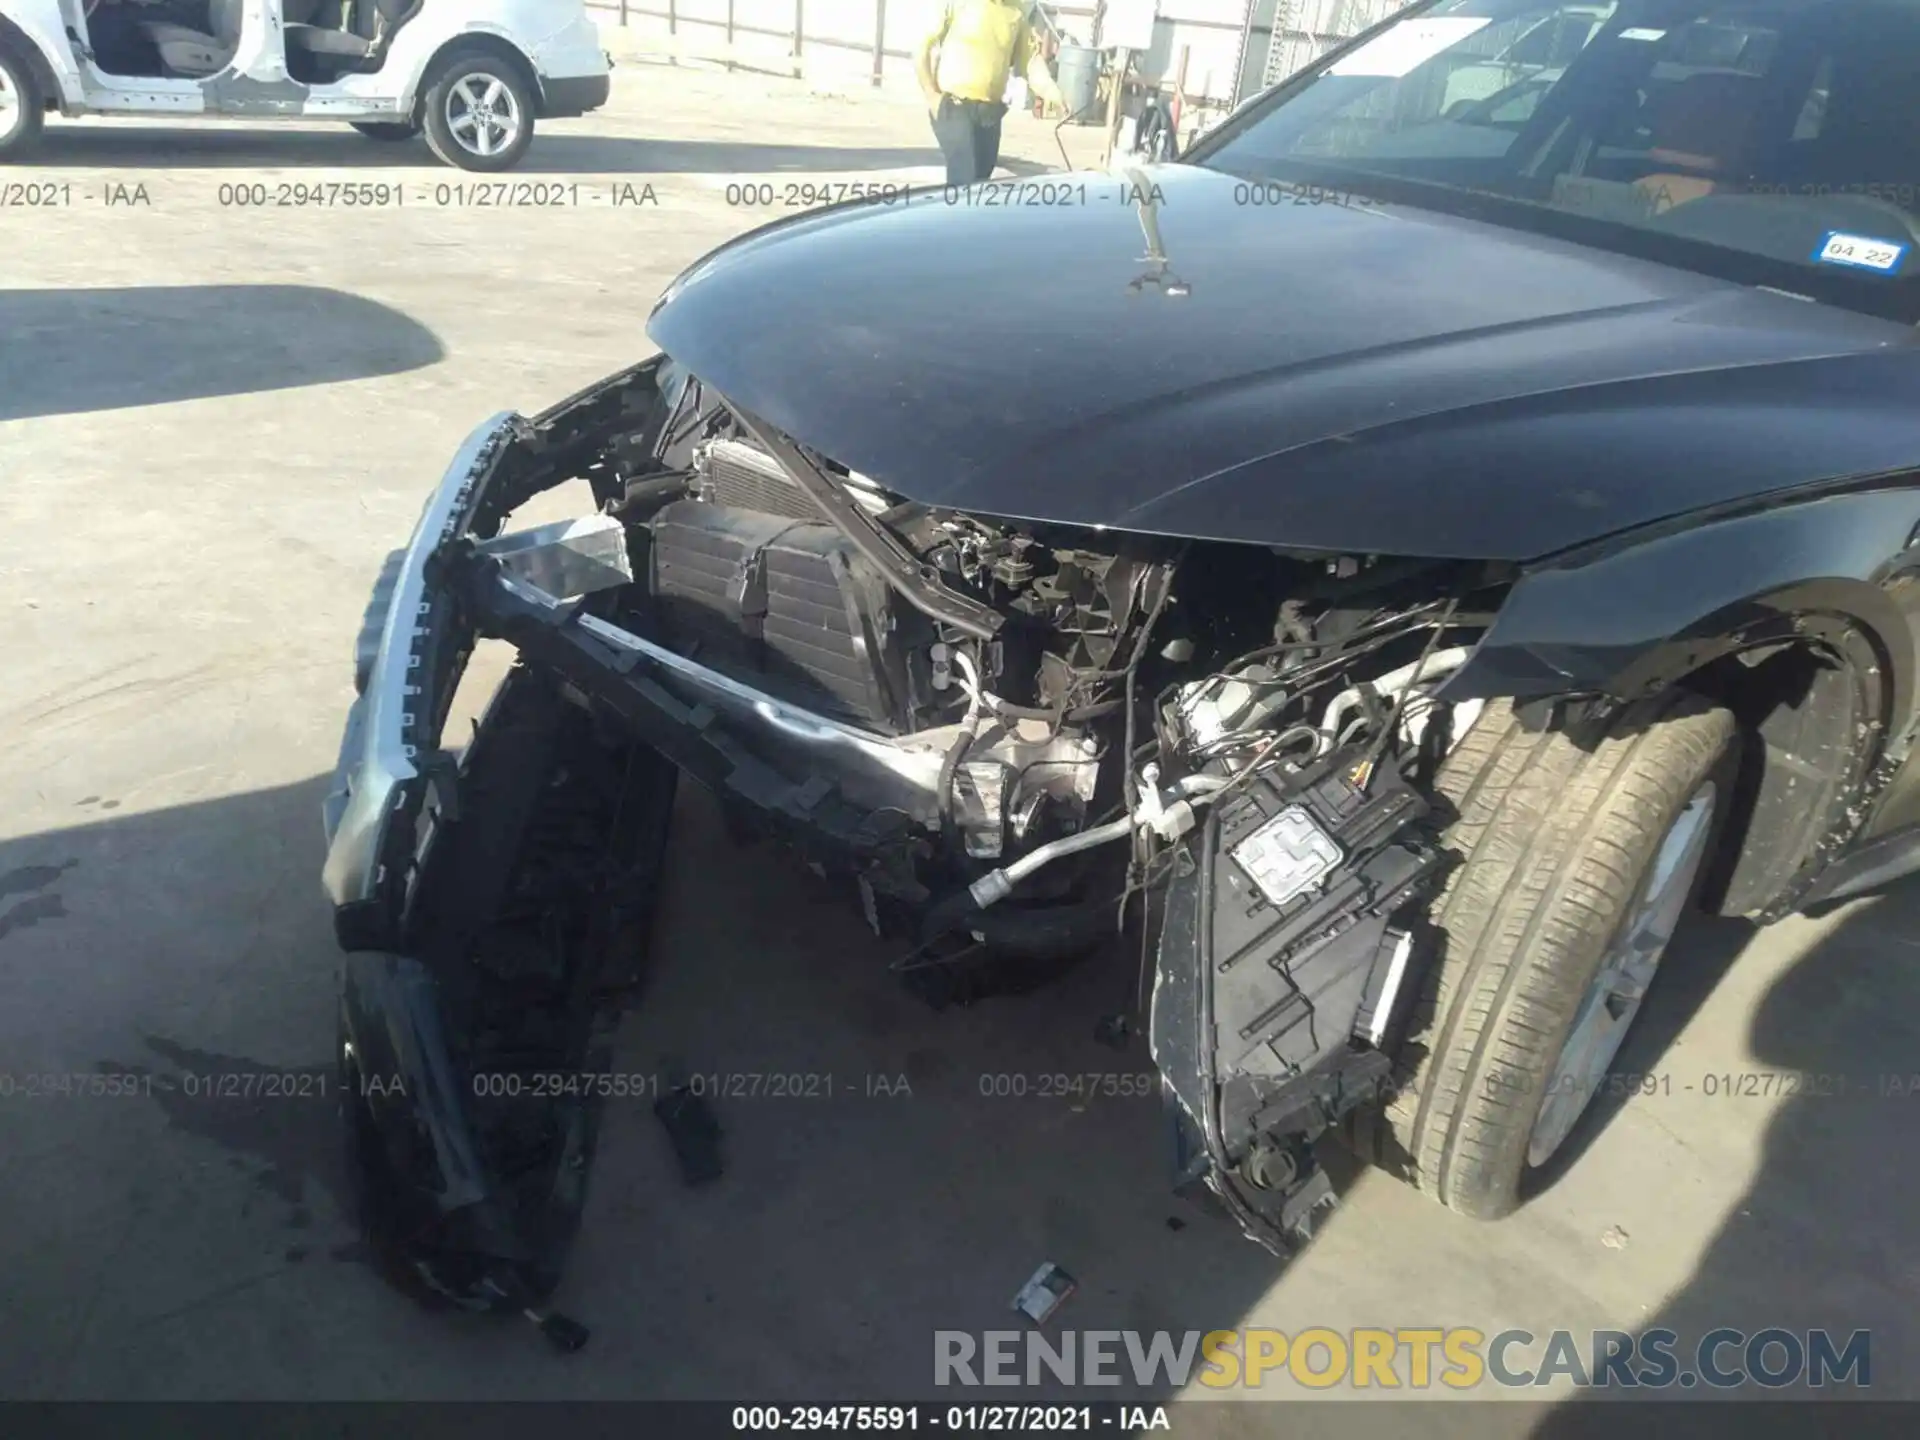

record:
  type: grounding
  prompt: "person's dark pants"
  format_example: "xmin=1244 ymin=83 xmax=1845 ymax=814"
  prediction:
xmin=932 ymin=95 xmax=1006 ymax=185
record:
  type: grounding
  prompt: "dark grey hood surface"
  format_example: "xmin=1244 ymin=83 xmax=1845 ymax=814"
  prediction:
xmin=646 ymin=164 xmax=1917 ymax=560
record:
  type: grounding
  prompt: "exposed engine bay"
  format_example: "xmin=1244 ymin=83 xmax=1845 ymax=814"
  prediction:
xmin=326 ymin=357 xmax=1516 ymax=1332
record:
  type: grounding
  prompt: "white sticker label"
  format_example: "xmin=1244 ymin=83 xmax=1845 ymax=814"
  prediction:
xmin=1326 ymin=17 xmax=1496 ymax=79
xmin=1230 ymin=806 xmax=1344 ymax=910
xmin=1620 ymin=27 xmax=1667 ymax=41
xmin=1812 ymin=231 xmax=1909 ymax=275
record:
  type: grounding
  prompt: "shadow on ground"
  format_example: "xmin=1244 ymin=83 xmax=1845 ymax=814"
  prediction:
xmin=13 ymin=760 xmax=1896 ymax=1405
xmin=11 ymin=126 xmax=1059 ymax=174
xmin=0 ymin=286 xmax=443 ymax=421
xmin=0 ymin=773 xmax=1286 ymax=1399
xmin=1531 ymin=879 xmax=1920 ymax=1428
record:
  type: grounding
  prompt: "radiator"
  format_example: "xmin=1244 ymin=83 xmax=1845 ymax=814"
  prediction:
xmin=648 ymin=499 xmax=927 ymax=732
xmin=694 ymin=437 xmax=820 ymax=521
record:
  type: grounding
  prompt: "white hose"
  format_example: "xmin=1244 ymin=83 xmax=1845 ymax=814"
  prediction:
xmin=968 ymin=815 xmax=1135 ymax=908
xmin=966 ymin=771 xmax=1236 ymax=908
xmin=1316 ymin=647 xmax=1473 ymax=756
xmin=951 ymin=647 xmax=988 ymax=724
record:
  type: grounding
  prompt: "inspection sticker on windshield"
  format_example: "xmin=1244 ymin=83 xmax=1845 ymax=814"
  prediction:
xmin=1812 ymin=231 xmax=1909 ymax=275
xmin=1326 ymin=17 xmax=1494 ymax=78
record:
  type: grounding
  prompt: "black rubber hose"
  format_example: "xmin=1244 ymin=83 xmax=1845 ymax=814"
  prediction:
xmin=920 ymin=887 xmax=1113 ymax=961
xmin=616 ymin=473 xmax=691 ymax=517
xmin=921 ymin=885 xmax=982 ymax=944
xmin=966 ymin=896 xmax=1114 ymax=960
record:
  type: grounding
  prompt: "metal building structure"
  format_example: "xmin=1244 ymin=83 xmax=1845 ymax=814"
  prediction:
xmin=1263 ymin=0 xmax=1405 ymax=87
xmin=1228 ymin=0 xmax=1408 ymax=106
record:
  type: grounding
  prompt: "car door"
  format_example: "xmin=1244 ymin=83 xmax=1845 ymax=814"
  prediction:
xmin=62 ymin=0 xmax=296 ymax=114
xmin=208 ymin=0 xmax=308 ymax=113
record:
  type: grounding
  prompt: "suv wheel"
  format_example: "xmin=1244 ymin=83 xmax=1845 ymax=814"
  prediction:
xmin=421 ymin=51 xmax=536 ymax=171
xmin=1353 ymin=692 xmax=1737 ymax=1218
xmin=0 ymin=43 xmax=46 ymax=160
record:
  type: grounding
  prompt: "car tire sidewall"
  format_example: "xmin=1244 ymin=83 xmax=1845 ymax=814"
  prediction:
xmin=0 ymin=44 xmax=46 ymax=157
xmin=1513 ymin=733 xmax=1742 ymax=1197
xmin=1358 ymin=694 xmax=1743 ymax=1221
xmin=1452 ymin=712 xmax=1738 ymax=1221
xmin=422 ymin=52 xmax=536 ymax=172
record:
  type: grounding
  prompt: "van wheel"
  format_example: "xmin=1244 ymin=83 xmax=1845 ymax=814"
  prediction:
xmin=0 ymin=43 xmax=46 ymax=160
xmin=421 ymin=50 xmax=536 ymax=171
xmin=351 ymin=120 xmax=421 ymax=142
xmin=1353 ymin=692 xmax=1737 ymax=1218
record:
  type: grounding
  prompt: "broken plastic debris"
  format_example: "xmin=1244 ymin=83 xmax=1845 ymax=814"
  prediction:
xmin=1011 ymin=1262 xmax=1078 ymax=1325
xmin=654 ymin=1063 xmax=724 ymax=1186
xmin=525 ymin=1307 xmax=591 ymax=1353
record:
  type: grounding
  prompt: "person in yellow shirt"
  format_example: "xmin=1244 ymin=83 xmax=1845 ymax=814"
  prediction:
xmin=915 ymin=0 xmax=1067 ymax=185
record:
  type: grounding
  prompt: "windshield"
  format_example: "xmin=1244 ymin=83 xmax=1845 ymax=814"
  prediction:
xmin=1194 ymin=0 xmax=1920 ymax=320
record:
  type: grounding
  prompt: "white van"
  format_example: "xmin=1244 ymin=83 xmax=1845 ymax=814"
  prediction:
xmin=0 ymin=0 xmax=610 ymax=169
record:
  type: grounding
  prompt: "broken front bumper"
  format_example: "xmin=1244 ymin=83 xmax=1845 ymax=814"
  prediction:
xmin=318 ymin=368 xmax=684 ymax=1326
xmin=322 ymin=356 xmax=673 ymax=948
xmin=322 ymin=412 xmax=518 ymax=948
xmin=320 ymin=363 xmax=1451 ymax=1287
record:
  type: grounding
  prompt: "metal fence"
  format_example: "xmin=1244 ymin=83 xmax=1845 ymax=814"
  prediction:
xmin=1258 ymin=0 xmax=1407 ymax=90
xmin=583 ymin=0 xmax=1417 ymax=106
xmin=587 ymin=0 xmax=908 ymax=88
xmin=586 ymin=0 xmax=1299 ymax=105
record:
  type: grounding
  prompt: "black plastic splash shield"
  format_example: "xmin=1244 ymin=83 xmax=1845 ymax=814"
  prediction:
xmin=1151 ymin=751 xmax=1441 ymax=1250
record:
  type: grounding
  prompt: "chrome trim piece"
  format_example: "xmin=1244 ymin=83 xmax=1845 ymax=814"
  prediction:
xmin=477 ymin=513 xmax=633 ymax=600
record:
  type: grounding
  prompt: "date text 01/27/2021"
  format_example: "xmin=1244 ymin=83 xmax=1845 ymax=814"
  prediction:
xmin=1482 ymin=1069 xmax=1920 ymax=1100
xmin=463 ymin=1071 xmax=916 ymax=1100
xmin=729 ymin=1405 xmax=1172 ymax=1432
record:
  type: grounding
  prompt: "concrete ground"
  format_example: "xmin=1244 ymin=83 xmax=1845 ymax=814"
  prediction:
xmin=2 ymin=50 xmax=1917 ymax=1427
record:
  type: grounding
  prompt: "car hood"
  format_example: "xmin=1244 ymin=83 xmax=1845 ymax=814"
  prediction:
xmin=646 ymin=164 xmax=1914 ymax=560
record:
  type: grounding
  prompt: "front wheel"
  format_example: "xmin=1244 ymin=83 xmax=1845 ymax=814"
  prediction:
xmin=0 ymin=44 xmax=47 ymax=160
xmin=1354 ymin=691 xmax=1738 ymax=1218
xmin=421 ymin=51 xmax=536 ymax=171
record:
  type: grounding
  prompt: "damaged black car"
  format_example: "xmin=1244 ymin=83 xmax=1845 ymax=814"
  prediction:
xmin=322 ymin=0 xmax=1920 ymax=1337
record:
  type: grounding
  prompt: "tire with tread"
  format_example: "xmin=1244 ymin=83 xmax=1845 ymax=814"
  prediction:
xmin=420 ymin=48 xmax=536 ymax=172
xmin=0 ymin=42 xmax=46 ymax=160
xmin=1353 ymin=691 xmax=1737 ymax=1218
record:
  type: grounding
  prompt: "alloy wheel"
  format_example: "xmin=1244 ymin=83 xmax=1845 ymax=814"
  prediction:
xmin=0 ymin=67 xmax=20 ymax=138
xmin=445 ymin=73 xmax=521 ymax=160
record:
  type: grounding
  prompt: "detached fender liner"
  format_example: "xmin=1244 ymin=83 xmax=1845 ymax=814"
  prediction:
xmin=341 ymin=662 xmax=679 ymax=1315
xmin=320 ymin=357 xmax=680 ymax=1322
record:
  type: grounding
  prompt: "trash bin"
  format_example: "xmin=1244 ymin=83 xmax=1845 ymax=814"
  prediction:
xmin=1056 ymin=43 xmax=1100 ymax=124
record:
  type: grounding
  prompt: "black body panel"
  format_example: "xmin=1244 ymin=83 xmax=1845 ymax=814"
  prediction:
xmin=1441 ymin=483 xmax=1920 ymax=906
xmin=1443 ymin=486 xmax=1920 ymax=736
xmin=646 ymin=164 xmax=1917 ymax=561
xmin=1151 ymin=757 xmax=1440 ymax=1254
xmin=540 ymin=73 xmax=609 ymax=118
